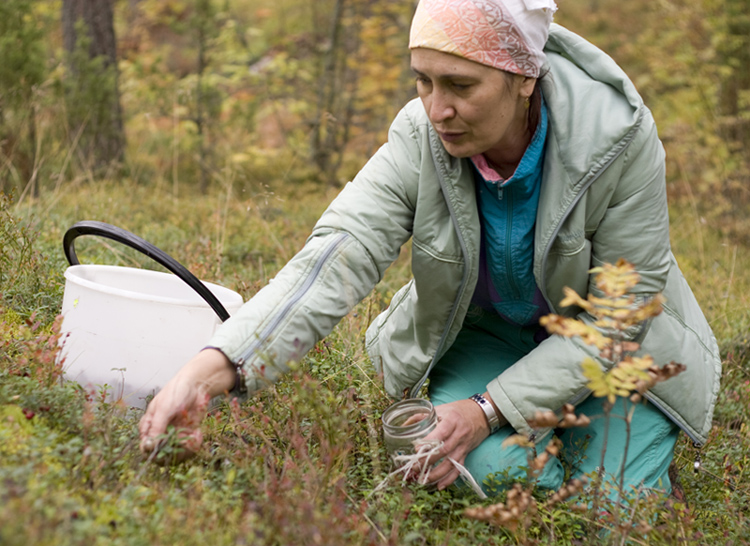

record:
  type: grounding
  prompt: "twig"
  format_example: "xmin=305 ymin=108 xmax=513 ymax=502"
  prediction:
xmin=133 ymin=436 xmax=168 ymax=482
xmin=618 ymin=492 xmax=641 ymax=546
xmin=569 ymin=514 xmax=651 ymax=546
xmin=344 ymin=490 xmax=389 ymax=544
xmin=616 ymin=399 xmax=636 ymax=510
xmin=592 ymin=407 xmax=612 ymax=516
xmin=722 ymin=244 xmax=737 ymax=331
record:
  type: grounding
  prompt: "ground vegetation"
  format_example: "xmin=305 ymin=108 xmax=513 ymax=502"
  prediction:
xmin=1 ymin=0 xmax=749 ymax=544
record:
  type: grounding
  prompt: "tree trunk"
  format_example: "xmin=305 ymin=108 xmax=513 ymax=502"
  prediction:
xmin=310 ymin=0 xmax=347 ymax=180
xmin=195 ymin=0 xmax=211 ymax=194
xmin=62 ymin=0 xmax=125 ymax=171
xmin=717 ymin=0 xmax=750 ymax=150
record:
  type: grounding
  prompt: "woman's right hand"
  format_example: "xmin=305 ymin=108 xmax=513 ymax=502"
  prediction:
xmin=138 ymin=348 xmax=236 ymax=459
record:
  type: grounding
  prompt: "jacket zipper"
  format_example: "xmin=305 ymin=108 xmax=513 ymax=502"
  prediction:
xmin=538 ymin=109 xmax=644 ymax=313
xmin=410 ymin=143 xmax=472 ymax=397
xmin=236 ymin=232 xmax=349 ymax=366
xmin=504 ymin=187 xmax=522 ymax=300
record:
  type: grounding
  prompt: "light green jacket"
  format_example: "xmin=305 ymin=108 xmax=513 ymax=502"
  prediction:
xmin=210 ymin=25 xmax=720 ymax=445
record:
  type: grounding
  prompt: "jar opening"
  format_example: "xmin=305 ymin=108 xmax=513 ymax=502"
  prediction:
xmin=382 ymin=398 xmax=437 ymax=435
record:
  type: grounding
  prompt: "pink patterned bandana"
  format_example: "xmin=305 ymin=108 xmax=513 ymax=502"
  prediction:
xmin=409 ymin=0 xmax=556 ymax=78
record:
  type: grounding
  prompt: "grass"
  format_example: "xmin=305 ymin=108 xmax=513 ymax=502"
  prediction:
xmin=1 ymin=179 xmax=749 ymax=545
xmin=2 ymin=0 xmax=749 ymax=541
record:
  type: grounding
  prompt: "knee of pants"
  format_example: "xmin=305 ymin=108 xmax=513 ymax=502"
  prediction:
xmin=464 ymin=433 xmax=565 ymax=495
xmin=561 ymin=398 xmax=680 ymax=496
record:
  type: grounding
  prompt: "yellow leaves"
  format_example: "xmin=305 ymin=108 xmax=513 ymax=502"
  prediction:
xmin=590 ymin=258 xmax=640 ymax=298
xmin=630 ymin=293 xmax=665 ymax=322
xmin=610 ymin=355 xmax=652 ymax=391
xmin=502 ymin=434 xmax=536 ymax=449
xmin=547 ymin=262 xmax=664 ymax=355
xmin=591 ymin=293 xmax=664 ymax=331
xmin=542 ymin=259 xmax=669 ymax=404
xmin=542 ymin=259 xmax=685 ymax=406
xmin=581 ymin=356 xmax=654 ymax=404
xmin=539 ymin=315 xmax=609 ymax=349
xmin=581 ymin=358 xmax=612 ymax=401
xmin=559 ymin=286 xmax=593 ymax=312
xmin=556 ymin=284 xmax=664 ymax=335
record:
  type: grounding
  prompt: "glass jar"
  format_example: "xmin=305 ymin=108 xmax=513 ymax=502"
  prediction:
xmin=382 ymin=398 xmax=438 ymax=462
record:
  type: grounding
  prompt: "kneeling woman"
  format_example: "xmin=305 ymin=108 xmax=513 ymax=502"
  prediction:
xmin=140 ymin=0 xmax=721 ymax=496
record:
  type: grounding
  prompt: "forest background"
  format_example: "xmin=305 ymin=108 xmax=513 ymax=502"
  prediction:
xmin=1 ymin=0 xmax=750 ymax=544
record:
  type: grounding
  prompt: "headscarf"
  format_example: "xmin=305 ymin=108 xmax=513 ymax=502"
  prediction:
xmin=409 ymin=0 xmax=557 ymax=78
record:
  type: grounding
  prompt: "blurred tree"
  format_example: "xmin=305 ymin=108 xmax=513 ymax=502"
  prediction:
xmin=62 ymin=0 xmax=125 ymax=171
xmin=710 ymin=0 xmax=750 ymax=239
xmin=0 ymin=0 xmax=46 ymax=194
xmin=716 ymin=0 xmax=750 ymax=152
xmin=309 ymin=0 xmax=353 ymax=182
xmin=192 ymin=0 xmax=220 ymax=193
xmin=309 ymin=0 xmax=414 ymax=185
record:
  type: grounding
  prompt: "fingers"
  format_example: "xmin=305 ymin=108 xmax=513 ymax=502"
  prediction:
xmin=167 ymin=428 xmax=204 ymax=463
xmin=138 ymin=399 xmax=177 ymax=453
xmin=425 ymin=456 xmax=453 ymax=484
xmin=145 ymin=403 xmax=174 ymax=439
xmin=138 ymin=409 xmax=152 ymax=439
xmin=422 ymin=444 xmax=471 ymax=487
xmin=410 ymin=400 xmax=491 ymax=490
xmin=138 ymin=385 xmax=192 ymax=453
xmin=436 ymin=466 xmax=461 ymax=491
xmin=138 ymin=402 xmax=158 ymax=451
xmin=401 ymin=413 xmax=428 ymax=426
xmin=420 ymin=410 xmax=458 ymax=458
xmin=138 ymin=352 xmax=224 ymax=459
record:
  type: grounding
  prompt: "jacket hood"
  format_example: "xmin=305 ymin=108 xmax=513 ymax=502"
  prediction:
xmin=541 ymin=24 xmax=644 ymax=187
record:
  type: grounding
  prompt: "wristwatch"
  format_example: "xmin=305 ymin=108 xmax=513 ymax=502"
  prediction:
xmin=469 ymin=393 xmax=501 ymax=434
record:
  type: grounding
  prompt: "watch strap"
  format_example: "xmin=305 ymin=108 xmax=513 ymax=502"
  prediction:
xmin=469 ymin=393 xmax=501 ymax=434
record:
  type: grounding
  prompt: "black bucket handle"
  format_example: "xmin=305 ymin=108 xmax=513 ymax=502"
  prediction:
xmin=63 ymin=221 xmax=232 ymax=322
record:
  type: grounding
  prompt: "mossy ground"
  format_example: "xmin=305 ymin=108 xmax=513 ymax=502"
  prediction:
xmin=1 ymin=182 xmax=748 ymax=545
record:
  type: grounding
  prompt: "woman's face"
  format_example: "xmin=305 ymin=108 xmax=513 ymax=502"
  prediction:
xmin=411 ymin=48 xmax=535 ymax=164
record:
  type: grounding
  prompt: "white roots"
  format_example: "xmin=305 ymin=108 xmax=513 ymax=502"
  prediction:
xmin=370 ymin=440 xmax=487 ymax=499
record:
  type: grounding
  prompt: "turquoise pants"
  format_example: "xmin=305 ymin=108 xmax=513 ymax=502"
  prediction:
xmin=429 ymin=307 xmax=679 ymax=496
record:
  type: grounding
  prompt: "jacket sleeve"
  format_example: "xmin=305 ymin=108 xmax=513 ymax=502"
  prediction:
xmin=486 ymin=109 xmax=672 ymax=436
xmin=207 ymin=106 xmax=422 ymax=394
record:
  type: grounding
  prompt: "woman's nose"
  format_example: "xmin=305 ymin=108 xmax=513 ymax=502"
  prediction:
xmin=428 ymin=91 xmax=455 ymax=123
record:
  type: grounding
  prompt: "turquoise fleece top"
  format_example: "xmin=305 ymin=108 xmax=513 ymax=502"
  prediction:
xmin=471 ymin=99 xmax=549 ymax=326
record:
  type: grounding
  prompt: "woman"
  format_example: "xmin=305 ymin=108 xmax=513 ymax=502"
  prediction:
xmin=140 ymin=0 xmax=721 ymax=496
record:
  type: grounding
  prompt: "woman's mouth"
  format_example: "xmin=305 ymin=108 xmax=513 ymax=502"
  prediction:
xmin=438 ymin=131 xmax=465 ymax=143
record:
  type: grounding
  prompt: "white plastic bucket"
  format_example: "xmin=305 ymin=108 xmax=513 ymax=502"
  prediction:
xmin=60 ymin=265 xmax=243 ymax=408
xmin=59 ymin=221 xmax=244 ymax=408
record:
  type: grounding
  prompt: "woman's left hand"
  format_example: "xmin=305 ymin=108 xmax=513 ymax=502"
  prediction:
xmin=418 ymin=398 xmax=492 ymax=490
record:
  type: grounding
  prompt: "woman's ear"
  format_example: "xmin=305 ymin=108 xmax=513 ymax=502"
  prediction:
xmin=520 ymin=76 xmax=537 ymax=100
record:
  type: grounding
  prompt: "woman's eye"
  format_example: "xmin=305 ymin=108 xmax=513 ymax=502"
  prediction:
xmin=452 ymin=82 xmax=470 ymax=91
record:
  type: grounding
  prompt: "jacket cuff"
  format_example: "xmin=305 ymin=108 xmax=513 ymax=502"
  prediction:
xmin=486 ymin=378 xmax=533 ymax=436
xmin=202 ymin=345 xmax=253 ymax=401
